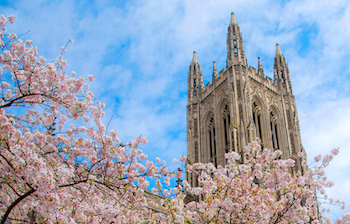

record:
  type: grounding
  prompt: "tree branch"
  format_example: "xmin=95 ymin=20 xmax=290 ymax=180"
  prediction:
xmin=0 ymin=188 xmax=36 ymax=224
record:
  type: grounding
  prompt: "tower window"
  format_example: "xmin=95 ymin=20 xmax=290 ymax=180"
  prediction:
xmin=252 ymin=102 xmax=263 ymax=140
xmin=270 ymin=111 xmax=279 ymax=151
xmin=223 ymin=104 xmax=230 ymax=153
xmin=231 ymin=131 xmax=235 ymax=152
xmin=208 ymin=116 xmax=217 ymax=166
xmin=194 ymin=141 xmax=198 ymax=163
xmin=290 ymin=132 xmax=295 ymax=154
xmin=194 ymin=118 xmax=198 ymax=137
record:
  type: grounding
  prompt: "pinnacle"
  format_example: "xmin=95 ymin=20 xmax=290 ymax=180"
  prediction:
xmin=276 ymin=43 xmax=282 ymax=56
xmin=230 ymin=12 xmax=236 ymax=25
xmin=258 ymin=57 xmax=262 ymax=70
xmin=213 ymin=61 xmax=218 ymax=78
xmin=192 ymin=51 xmax=198 ymax=63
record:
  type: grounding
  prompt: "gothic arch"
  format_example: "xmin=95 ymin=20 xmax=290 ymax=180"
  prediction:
xmin=202 ymin=111 xmax=217 ymax=165
xmin=251 ymin=94 xmax=266 ymax=142
xmin=269 ymin=104 xmax=281 ymax=151
xmin=217 ymin=97 xmax=229 ymax=110
xmin=251 ymin=94 xmax=265 ymax=107
xmin=202 ymin=109 xmax=214 ymax=125
xmin=218 ymin=98 xmax=231 ymax=154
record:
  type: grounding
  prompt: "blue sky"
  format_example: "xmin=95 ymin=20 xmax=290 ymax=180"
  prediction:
xmin=2 ymin=0 xmax=350 ymax=220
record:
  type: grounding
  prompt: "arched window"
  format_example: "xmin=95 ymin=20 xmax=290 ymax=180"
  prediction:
xmin=223 ymin=104 xmax=230 ymax=153
xmin=194 ymin=141 xmax=198 ymax=163
xmin=252 ymin=102 xmax=262 ymax=139
xmin=270 ymin=111 xmax=279 ymax=150
xmin=208 ymin=115 xmax=217 ymax=166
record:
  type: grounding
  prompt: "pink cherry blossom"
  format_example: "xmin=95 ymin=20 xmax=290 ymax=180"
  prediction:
xmin=180 ymin=154 xmax=186 ymax=162
xmin=8 ymin=15 xmax=15 ymax=24
xmin=88 ymin=74 xmax=95 ymax=81
xmin=314 ymin=154 xmax=322 ymax=162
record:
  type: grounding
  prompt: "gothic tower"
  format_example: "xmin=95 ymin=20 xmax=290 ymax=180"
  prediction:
xmin=186 ymin=13 xmax=305 ymax=187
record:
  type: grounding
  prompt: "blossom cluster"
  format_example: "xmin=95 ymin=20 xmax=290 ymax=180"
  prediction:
xmin=176 ymin=140 xmax=350 ymax=224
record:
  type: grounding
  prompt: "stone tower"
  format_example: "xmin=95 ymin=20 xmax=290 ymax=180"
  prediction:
xmin=186 ymin=13 xmax=305 ymax=187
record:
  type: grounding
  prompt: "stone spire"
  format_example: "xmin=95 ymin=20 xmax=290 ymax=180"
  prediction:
xmin=212 ymin=61 xmax=218 ymax=80
xmin=274 ymin=43 xmax=293 ymax=94
xmin=192 ymin=51 xmax=198 ymax=63
xmin=230 ymin=12 xmax=236 ymax=25
xmin=226 ymin=12 xmax=247 ymax=67
xmin=276 ymin=43 xmax=282 ymax=56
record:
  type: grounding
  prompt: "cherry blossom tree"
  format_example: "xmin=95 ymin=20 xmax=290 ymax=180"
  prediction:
xmin=0 ymin=15 xmax=176 ymax=224
xmin=176 ymin=139 xmax=350 ymax=224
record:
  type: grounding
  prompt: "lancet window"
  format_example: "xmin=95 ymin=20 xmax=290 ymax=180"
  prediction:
xmin=194 ymin=141 xmax=198 ymax=163
xmin=208 ymin=115 xmax=217 ymax=166
xmin=270 ymin=111 xmax=279 ymax=150
xmin=223 ymin=104 xmax=230 ymax=153
xmin=252 ymin=102 xmax=262 ymax=139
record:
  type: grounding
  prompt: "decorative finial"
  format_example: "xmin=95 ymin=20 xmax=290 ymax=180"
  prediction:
xmin=230 ymin=12 xmax=236 ymax=25
xmin=192 ymin=51 xmax=198 ymax=63
xmin=258 ymin=57 xmax=262 ymax=70
xmin=213 ymin=61 xmax=218 ymax=79
xmin=276 ymin=43 xmax=282 ymax=56
xmin=258 ymin=57 xmax=264 ymax=78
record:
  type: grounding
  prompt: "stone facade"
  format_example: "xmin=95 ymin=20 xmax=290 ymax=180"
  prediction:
xmin=186 ymin=13 xmax=306 ymax=187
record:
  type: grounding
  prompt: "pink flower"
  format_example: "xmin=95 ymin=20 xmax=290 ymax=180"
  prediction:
xmin=140 ymin=136 xmax=148 ymax=144
xmin=138 ymin=153 xmax=148 ymax=161
xmin=88 ymin=74 xmax=95 ymax=81
xmin=60 ymin=46 xmax=67 ymax=52
xmin=8 ymin=15 xmax=15 ymax=24
xmin=39 ymin=56 xmax=46 ymax=64
xmin=285 ymin=158 xmax=295 ymax=167
xmin=0 ymin=15 xmax=6 ymax=24
xmin=1 ymin=81 xmax=10 ymax=88
xmin=314 ymin=155 xmax=321 ymax=163
xmin=8 ymin=33 xmax=17 ymax=39
xmin=180 ymin=155 xmax=186 ymax=162
xmin=331 ymin=148 xmax=339 ymax=156
xmin=25 ymin=40 xmax=32 ymax=47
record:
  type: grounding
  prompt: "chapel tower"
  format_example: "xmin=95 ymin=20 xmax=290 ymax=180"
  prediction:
xmin=186 ymin=13 xmax=305 ymax=187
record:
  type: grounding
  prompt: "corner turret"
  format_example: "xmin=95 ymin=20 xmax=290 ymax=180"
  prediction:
xmin=188 ymin=51 xmax=204 ymax=105
xmin=274 ymin=44 xmax=293 ymax=94
xmin=226 ymin=12 xmax=247 ymax=67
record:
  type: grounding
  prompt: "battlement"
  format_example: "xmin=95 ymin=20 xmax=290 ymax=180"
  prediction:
xmin=248 ymin=66 xmax=278 ymax=93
